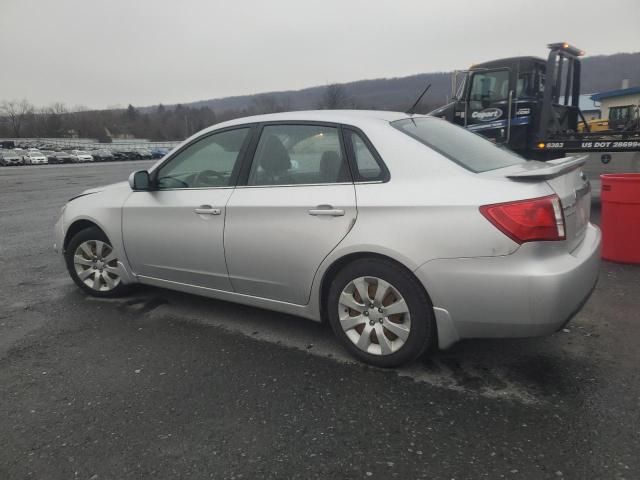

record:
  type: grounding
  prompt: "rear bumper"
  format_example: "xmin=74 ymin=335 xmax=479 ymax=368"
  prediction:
xmin=415 ymin=224 xmax=601 ymax=349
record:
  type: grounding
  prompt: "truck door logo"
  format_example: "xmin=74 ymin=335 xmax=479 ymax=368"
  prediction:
xmin=471 ymin=108 xmax=503 ymax=122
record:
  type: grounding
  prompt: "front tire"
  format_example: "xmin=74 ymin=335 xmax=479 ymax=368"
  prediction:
xmin=327 ymin=258 xmax=436 ymax=367
xmin=65 ymin=227 xmax=128 ymax=297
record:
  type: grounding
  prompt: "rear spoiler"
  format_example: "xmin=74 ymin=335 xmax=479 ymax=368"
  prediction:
xmin=506 ymin=155 xmax=587 ymax=180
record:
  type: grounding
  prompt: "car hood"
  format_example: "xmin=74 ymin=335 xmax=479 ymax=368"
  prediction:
xmin=81 ymin=180 xmax=129 ymax=196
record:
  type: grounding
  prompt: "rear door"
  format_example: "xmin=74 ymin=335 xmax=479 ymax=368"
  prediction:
xmin=465 ymin=68 xmax=512 ymax=144
xmin=224 ymin=123 xmax=357 ymax=305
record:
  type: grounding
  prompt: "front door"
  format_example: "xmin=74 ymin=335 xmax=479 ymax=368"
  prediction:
xmin=122 ymin=127 xmax=251 ymax=290
xmin=465 ymin=68 xmax=511 ymax=143
xmin=224 ymin=123 xmax=357 ymax=305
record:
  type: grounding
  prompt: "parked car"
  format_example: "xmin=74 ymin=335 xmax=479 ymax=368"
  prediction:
xmin=135 ymin=148 xmax=153 ymax=159
xmin=70 ymin=150 xmax=94 ymax=162
xmin=151 ymin=147 xmax=169 ymax=159
xmin=92 ymin=149 xmax=115 ymax=162
xmin=54 ymin=111 xmax=600 ymax=367
xmin=110 ymin=150 xmax=126 ymax=161
xmin=41 ymin=150 xmax=56 ymax=162
xmin=48 ymin=151 xmax=73 ymax=164
xmin=110 ymin=149 xmax=134 ymax=160
xmin=23 ymin=150 xmax=48 ymax=165
xmin=0 ymin=150 xmax=24 ymax=166
xmin=122 ymin=149 xmax=142 ymax=160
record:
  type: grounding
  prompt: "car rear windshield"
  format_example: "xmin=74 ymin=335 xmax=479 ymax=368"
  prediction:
xmin=391 ymin=117 xmax=525 ymax=173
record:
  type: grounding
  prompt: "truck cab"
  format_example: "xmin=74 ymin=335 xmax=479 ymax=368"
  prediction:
xmin=608 ymin=105 xmax=640 ymax=131
xmin=430 ymin=43 xmax=586 ymax=159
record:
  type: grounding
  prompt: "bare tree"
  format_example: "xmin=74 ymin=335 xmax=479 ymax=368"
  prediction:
xmin=42 ymin=103 xmax=68 ymax=137
xmin=318 ymin=84 xmax=352 ymax=110
xmin=0 ymin=99 xmax=34 ymax=137
xmin=249 ymin=94 xmax=290 ymax=114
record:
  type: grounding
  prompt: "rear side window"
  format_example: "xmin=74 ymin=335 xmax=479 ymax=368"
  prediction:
xmin=248 ymin=124 xmax=351 ymax=186
xmin=391 ymin=117 xmax=525 ymax=173
xmin=345 ymin=130 xmax=385 ymax=181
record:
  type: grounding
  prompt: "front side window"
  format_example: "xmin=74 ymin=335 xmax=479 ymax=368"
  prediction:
xmin=156 ymin=128 xmax=249 ymax=189
xmin=469 ymin=70 xmax=510 ymax=109
xmin=516 ymin=72 xmax=535 ymax=98
xmin=248 ymin=124 xmax=350 ymax=186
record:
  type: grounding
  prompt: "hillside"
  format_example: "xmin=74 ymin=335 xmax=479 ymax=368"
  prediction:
xmin=176 ymin=51 xmax=640 ymax=115
xmin=580 ymin=52 xmax=640 ymax=93
xmin=4 ymin=51 xmax=637 ymax=141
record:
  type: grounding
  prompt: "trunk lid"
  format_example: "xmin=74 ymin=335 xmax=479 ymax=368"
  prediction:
xmin=499 ymin=156 xmax=591 ymax=252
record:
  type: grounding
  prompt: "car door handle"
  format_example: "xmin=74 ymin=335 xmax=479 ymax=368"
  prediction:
xmin=308 ymin=207 xmax=345 ymax=217
xmin=194 ymin=205 xmax=221 ymax=215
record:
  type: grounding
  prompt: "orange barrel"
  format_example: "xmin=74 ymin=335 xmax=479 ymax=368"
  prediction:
xmin=600 ymin=173 xmax=640 ymax=264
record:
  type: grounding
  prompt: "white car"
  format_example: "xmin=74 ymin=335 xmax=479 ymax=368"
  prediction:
xmin=70 ymin=150 xmax=94 ymax=163
xmin=23 ymin=151 xmax=48 ymax=165
xmin=54 ymin=110 xmax=600 ymax=367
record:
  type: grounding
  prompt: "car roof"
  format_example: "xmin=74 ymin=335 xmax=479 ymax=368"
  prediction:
xmin=211 ymin=109 xmax=415 ymax=131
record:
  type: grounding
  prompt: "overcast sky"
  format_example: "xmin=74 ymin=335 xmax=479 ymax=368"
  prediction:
xmin=1 ymin=0 xmax=638 ymax=109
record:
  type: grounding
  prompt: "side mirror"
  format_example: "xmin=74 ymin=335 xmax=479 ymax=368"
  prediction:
xmin=129 ymin=170 xmax=152 ymax=191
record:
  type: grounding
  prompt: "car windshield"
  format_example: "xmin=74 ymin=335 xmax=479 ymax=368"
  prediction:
xmin=77 ymin=151 xmax=89 ymax=155
xmin=391 ymin=117 xmax=525 ymax=173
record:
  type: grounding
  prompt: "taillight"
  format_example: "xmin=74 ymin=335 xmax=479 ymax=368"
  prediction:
xmin=480 ymin=195 xmax=565 ymax=244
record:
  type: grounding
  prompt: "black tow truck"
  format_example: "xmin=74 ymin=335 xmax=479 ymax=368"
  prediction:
xmin=429 ymin=43 xmax=640 ymax=160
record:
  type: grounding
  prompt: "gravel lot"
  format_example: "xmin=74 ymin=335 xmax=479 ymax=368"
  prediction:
xmin=1 ymin=161 xmax=639 ymax=479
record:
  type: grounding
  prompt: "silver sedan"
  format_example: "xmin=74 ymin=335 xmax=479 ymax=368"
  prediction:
xmin=54 ymin=111 xmax=601 ymax=367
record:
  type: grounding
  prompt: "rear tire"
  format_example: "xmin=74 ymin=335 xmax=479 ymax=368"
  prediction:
xmin=65 ymin=227 xmax=129 ymax=298
xmin=327 ymin=258 xmax=436 ymax=367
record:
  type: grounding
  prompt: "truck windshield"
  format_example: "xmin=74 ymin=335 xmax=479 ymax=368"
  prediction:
xmin=391 ymin=117 xmax=525 ymax=173
xmin=610 ymin=106 xmax=632 ymax=121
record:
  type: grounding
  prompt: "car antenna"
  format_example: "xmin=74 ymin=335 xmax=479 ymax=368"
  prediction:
xmin=406 ymin=83 xmax=431 ymax=115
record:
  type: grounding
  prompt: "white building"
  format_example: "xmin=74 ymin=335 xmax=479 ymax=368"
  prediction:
xmin=591 ymin=86 xmax=640 ymax=119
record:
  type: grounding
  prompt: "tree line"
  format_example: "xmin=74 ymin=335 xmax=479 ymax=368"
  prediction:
xmin=0 ymin=84 xmax=372 ymax=142
xmin=0 ymin=100 xmax=218 ymax=141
